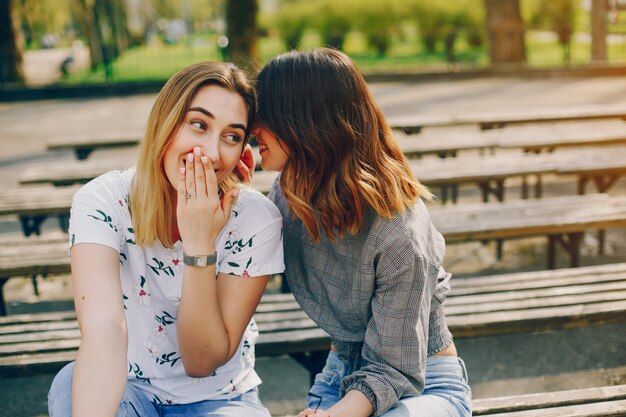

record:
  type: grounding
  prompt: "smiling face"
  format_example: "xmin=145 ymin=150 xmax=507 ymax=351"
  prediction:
xmin=252 ymin=126 xmax=289 ymax=172
xmin=163 ymin=84 xmax=248 ymax=190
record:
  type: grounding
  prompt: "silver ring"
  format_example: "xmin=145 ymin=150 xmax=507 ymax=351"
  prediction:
xmin=185 ymin=191 xmax=197 ymax=199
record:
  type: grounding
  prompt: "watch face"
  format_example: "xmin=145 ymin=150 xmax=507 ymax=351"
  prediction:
xmin=196 ymin=256 xmax=207 ymax=267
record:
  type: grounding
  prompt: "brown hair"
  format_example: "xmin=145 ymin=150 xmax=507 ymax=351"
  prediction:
xmin=130 ymin=61 xmax=255 ymax=247
xmin=256 ymin=48 xmax=431 ymax=241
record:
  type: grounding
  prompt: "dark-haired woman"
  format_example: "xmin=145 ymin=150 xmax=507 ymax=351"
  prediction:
xmin=253 ymin=48 xmax=471 ymax=417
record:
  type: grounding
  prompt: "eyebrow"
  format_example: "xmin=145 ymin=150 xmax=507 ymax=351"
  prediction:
xmin=188 ymin=107 xmax=247 ymax=131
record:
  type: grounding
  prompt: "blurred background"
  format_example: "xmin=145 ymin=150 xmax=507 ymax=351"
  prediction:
xmin=2 ymin=0 xmax=626 ymax=88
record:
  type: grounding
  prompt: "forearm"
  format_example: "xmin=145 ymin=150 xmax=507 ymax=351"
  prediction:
xmin=327 ymin=390 xmax=374 ymax=417
xmin=73 ymin=325 xmax=127 ymax=417
xmin=177 ymin=260 xmax=230 ymax=376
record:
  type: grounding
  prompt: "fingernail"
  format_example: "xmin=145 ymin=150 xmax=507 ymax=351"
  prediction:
xmin=187 ymin=153 xmax=193 ymax=162
xmin=194 ymin=146 xmax=201 ymax=155
xmin=201 ymin=156 xmax=208 ymax=164
xmin=180 ymin=167 xmax=186 ymax=174
xmin=233 ymin=190 xmax=239 ymax=198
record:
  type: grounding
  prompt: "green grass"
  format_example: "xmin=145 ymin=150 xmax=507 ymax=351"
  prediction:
xmin=60 ymin=29 xmax=626 ymax=85
xmin=62 ymin=39 xmax=223 ymax=84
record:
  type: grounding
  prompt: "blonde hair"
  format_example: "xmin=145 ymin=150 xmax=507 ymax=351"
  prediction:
xmin=130 ymin=62 xmax=255 ymax=247
xmin=257 ymin=48 xmax=431 ymax=241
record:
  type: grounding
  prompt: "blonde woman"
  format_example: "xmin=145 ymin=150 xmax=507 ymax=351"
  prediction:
xmin=47 ymin=62 xmax=284 ymax=417
xmin=253 ymin=48 xmax=471 ymax=417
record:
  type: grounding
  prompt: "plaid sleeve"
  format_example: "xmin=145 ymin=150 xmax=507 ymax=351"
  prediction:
xmin=340 ymin=231 xmax=441 ymax=415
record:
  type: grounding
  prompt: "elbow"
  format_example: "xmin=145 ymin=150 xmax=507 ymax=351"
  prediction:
xmin=183 ymin=363 xmax=218 ymax=379
xmin=180 ymin=345 xmax=233 ymax=378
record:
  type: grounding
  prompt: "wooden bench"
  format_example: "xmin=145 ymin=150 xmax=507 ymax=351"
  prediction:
xmin=432 ymin=193 xmax=626 ymax=268
xmin=45 ymin=119 xmax=626 ymax=163
xmin=3 ymin=191 xmax=626 ymax=267
xmin=387 ymin=103 xmax=626 ymax=133
xmin=19 ymin=147 xmax=626 ymax=206
xmin=0 ymin=185 xmax=80 ymax=236
xmin=471 ymin=384 xmax=626 ymax=416
xmin=0 ymin=237 xmax=69 ymax=316
xmin=47 ymin=131 xmax=143 ymax=160
xmin=2 ymin=261 xmax=626 ymax=380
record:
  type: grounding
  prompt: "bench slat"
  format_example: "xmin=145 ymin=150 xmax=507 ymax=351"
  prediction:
xmin=449 ymin=280 xmax=626 ymax=305
xmin=448 ymin=300 xmax=626 ymax=337
xmin=476 ymin=398 xmax=626 ymax=417
xmin=472 ymin=384 xmax=626 ymax=415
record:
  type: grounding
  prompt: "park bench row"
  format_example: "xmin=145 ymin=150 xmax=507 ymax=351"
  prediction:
xmin=386 ymin=101 xmax=626 ymax=133
xmin=16 ymin=146 xmax=626 ymax=207
xmin=2 ymin=261 xmax=626 ymax=381
xmin=1 ymin=193 xmax=625 ymax=310
xmin=46 ymin=118 xmax=626 ymax=160
xmin=470 ymin=384 xmax=626 ymax=417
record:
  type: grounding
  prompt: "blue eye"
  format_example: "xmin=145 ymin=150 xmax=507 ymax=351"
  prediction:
xmin=191 ymin=120 xmax=206 ymax=130
xmin=224 ymin=133 xmax=243 ymax=144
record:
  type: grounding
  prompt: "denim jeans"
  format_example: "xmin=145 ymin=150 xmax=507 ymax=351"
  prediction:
xmin=307 ymin=353 xmax=471 ymax=417
xmin=48 ymin=361 xmax=271 ymax=417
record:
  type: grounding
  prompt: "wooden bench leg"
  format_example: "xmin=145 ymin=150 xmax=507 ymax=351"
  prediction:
xmin=19 ymin=215 xmax=47 ymax=237
xmin=75 ymin=148 xmax=93 ymax=160
xmin=58 ymin=214 xmax=70 ymax=233
xmin=534 ymin=174 xmax=542 ymax=199
xmin=32 ymin=275 xmax=39 ymax=297
xmin=478 ymin=179 xmax=505 ymax=203
xmin=440 ymin=185 xmax=449 ymax=205
xmin=578 ymin=176 xmax=589 ymax=195
xmin=547 ymin=232 xmax=584 ymax=269
xmin=451 ymin=183 xmax=459 ymax=204
xmin=0 ymin=278 xmax=8 ymax=316
xmin=290 ymin=351 xmax=328 ymax=386
xmin=280 ymin=274 xmax=291 ymax=294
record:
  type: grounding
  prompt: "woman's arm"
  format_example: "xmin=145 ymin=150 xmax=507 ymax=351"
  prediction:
xmin=177 ymin=265 xmax=269 ymax=377
xmin=176 ymin=148 xmax=270 ymax=376
xmin=299 ymin=390 xmax=374 ymax=417
xmin=71 ymin=243 xmax=127 ymax=417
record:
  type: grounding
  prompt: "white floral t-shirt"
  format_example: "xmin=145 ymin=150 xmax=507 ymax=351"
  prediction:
xmin=69 ymin=168 xmax=284 ymax=405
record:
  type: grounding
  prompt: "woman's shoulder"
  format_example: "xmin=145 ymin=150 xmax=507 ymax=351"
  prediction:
xmin=73 ymin=168 xmax=135 ymax=210
xmin=371 ymin=199 xmax=445 ymax=263
xmin=234 ymin=186 xmax=282 ymax=221
xmin=75 ymin=168 xmax=135 ymax=198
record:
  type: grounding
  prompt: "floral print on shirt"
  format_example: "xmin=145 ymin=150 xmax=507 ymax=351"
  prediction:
xmin=70 ymin=170 xmax=283 ymax=403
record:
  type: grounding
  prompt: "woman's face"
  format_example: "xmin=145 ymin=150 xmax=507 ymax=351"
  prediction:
xmin=252 ymin=126 xmax=289 ymax=172
xmin=163 ymin=85 xmax=248 ymax=190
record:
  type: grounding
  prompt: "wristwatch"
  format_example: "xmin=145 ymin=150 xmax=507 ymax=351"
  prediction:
xmin=183 ymin=251 xmax=217 ymax=267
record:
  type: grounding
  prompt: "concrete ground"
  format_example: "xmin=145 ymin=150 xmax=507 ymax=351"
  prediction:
xmin=1 ymin=75 xmax=626 ymax=416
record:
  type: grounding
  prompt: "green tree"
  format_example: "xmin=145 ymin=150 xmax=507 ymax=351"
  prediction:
xmin=483 ymin=0 xmax=526 ymax=64
xmin=313 ymin=0 xmax=351 ymax=50
xmin=353 ymin=0 xmax=400 ymax=56
xmin=0 ymin=0 xmax=25 ymax=84
xmin=226 ymin=0 xmax=259 ymax=72
xmin=527 ymin=0 xmax=576 ymax=64
xmin=271 ymin=1 xmax=315 ymax=50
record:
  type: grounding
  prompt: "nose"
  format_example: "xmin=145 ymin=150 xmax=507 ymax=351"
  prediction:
xmin=202 ymin=136 xmax=220 ymax=165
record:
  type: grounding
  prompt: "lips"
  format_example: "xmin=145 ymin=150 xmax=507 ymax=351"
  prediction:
xmin=258 ymin=143 xmax=268 ymax=154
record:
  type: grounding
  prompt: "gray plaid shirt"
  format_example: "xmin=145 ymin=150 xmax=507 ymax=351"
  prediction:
xmin=269 ymin=181 xmax=454 ymax=416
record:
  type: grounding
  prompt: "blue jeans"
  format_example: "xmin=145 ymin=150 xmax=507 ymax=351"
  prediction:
xmin=48 ymin=362 xmax=271 ymax=417
xmin=307 ymin=353 xmax=471 ymax=417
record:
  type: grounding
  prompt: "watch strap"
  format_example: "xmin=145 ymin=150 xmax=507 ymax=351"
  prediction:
xmin=183 ymin=251 xmax=217 ymax=267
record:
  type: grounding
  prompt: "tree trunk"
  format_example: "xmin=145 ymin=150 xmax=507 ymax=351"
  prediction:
xmin=0 ymin=0 xmax=25 ymax=84
xmin=226 ymin=0 xmax=259 ymax=74
xmin=591 ymin=0 xmax=608 ymax=62
xmin=483 ymin=0 xmax=526 ymax=65
xmin=76 ymin=0 xmax=104 ymax=69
